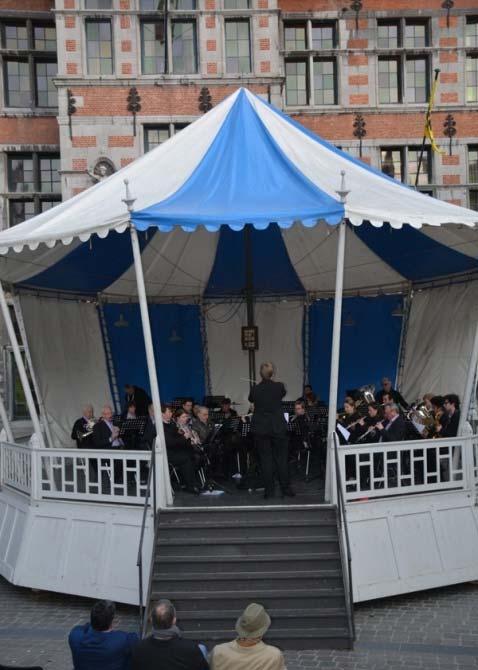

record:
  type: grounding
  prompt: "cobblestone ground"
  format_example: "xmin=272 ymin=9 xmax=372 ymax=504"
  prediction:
xmin=0 ymin=577 xmax=477 ymax=669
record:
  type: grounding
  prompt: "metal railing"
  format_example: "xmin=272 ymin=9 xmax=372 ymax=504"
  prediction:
xmin=333 ymin=433 xmax=355 ymax=642
xmin=137 ymin=447 xmax=157 ymax=637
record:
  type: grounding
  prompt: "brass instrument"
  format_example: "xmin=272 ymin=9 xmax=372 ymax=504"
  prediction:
xmin=407 ymin=402 xmax=435 ymax=432
xmin=77 ymin=418 xmax=96 ymax=442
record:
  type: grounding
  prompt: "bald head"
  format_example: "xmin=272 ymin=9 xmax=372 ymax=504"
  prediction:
xmin=151 ymin=599 xmax=176 ymax=630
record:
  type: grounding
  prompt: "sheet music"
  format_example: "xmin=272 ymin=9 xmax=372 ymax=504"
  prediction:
xmin=336 ymin=423 xmax=350 ymax=441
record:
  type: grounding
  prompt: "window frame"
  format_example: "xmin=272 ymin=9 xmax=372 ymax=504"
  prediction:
xmin=140 ymin=18 xmax=167 ymax=75
xmin=466 ymin=53 xmax=478 ymax=104
xmin=380 ymin=145 xmax=432 ymax=189
xmin=85 ymin=17 xmax=114 ymax=76
xmin=143 ymin=122 xmax=189 ymax=152
xmin=224 ymin=17 xmax=252 ymax=75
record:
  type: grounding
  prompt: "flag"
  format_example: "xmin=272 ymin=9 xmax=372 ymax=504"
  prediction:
xmin=424 ymin=75 xmax=444 ymax=154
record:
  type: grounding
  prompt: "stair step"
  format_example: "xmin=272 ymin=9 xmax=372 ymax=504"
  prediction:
xmin=152 ymin=570 xmax=343 ymax=591
xmin=155 ymin=554 xmax=342 ymax=573
xmin=173 ymin=609 xmax=349 ymax=631
xmin=158 ymin=536 xmax=339 ymax=557
xmin=159 ymin=519 xmax=337 ymax=530
xmin=150 ymin=589 xmax=346 ymax=610
xmin=159 ymin=521 xmax=337 ymax=540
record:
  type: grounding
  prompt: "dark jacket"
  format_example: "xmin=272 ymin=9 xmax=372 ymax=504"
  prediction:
xmin=71 ymin=417 xmax=95 ymax=449
xmin=93 ymin=419 xmax=117 ymax=449
xmin=140 ymin=416 xmax=156 ymax=450
xmin=379 ymin=414 xmax=408 ymax=442
xmin=376 ymin=388 xmax=409 ymax=409
xmin=124 ymin=386 xmax=151 ymax=417
xmin=248 ymin=379 xmax=287 ymax=436
xmin=131 ymin=635 xmax=208 ymax=670
xmin=163 ymin=420 xmax=193 ymax=451
xmin=441 ymin=410 xmax=460 ymax=438
xmin=69 ymin=623 xmax=138 ymax=670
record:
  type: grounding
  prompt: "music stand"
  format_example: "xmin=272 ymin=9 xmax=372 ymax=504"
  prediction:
xmin=203 ymin=395 xmax=226 ymax=409
xmin=118 ymin=418 xmax=147 ymax=449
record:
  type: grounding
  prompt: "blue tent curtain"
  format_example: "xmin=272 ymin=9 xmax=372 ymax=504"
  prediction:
xmin=103 ymin=303 xmax=205 ymax=405
xmin=309 ymin=296 xmax=403 ymax=405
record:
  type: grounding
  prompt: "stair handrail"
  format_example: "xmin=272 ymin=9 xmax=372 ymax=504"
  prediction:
xmin=333 ymin=432 xmax=356 ymax=641
xmin=137 ymin=447 xmax=157 ymax=637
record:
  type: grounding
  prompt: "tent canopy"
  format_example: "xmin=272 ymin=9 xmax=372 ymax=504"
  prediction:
xmin=0 ymin=87 xmax=476 ymax=297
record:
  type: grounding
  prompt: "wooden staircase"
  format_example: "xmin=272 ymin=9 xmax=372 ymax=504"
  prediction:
xmin=148 ymin=504 xmax=354 ymax=650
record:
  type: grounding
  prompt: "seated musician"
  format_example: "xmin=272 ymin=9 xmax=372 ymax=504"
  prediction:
xmin=342 ymin=398 xmax=360 ymax=426
xmin=162 ymin=404 xmax=199 ymax=494
xmin=175 ymin=409 xmax=202 ymax=449
xmin=430 ymin=395 xmax=446 ymax=433
xmin=122 ymin=401 xmax=139 ymax=449
xmin=220 ymin=398 xmax=237 ymax=419
xmin=191 ymin=406 xmax=214 ymax=445
xmin=438 ymin=394 xmax=460 ymax=438
xmin=140 ymin=403 xmax=156 ymax=449
xmin=220 ymin=399 xmax=241 ymax=480
xmin=423 ymin=393 xmax=434 ymax=412
xmin=181 ymin=398 xmax=194 ymax=420
xmin=125 ymin=402 xmax=136 ymax=419
xmin=71 ymin=404 xmax=95 ymax=449
xmin=123 ymin=383 xmax=151 ymax=417
xmin=376 ymin=403 xmax=408 ymax=442
xmin=93 ymin=405 xmax=124 ymax=449
xmin=376 ymin=377 xmax=409 ymax=410
xmin=289 ymin=400 xmax=310 ymax=456
xmin=353 ymin=403 xmax=383 ymax=443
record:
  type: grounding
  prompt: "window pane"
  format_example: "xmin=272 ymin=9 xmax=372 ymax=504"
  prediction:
xmin=378 ymin=58 xmax=400 ymax=104
xmin=5 ymin=60 xmax=31 ymax=107
xmin=408 ymin=147 xmax=430 ymax=185
xmin=466 ymin=56 xmax=478 ymax=103
xmin=34 ymin=25 xmax=56 ymax=50
xmin=9 ymin=200 xmax=36 ymax=226
xmin=144 ymin=125 xmax=170 ymax=151
xmin=469 ymin=146 xmax=478 ymax=183
xmin=40 ymin=199 xmax=60 ymax=212
xmin=225 ymin=20 xmax=251 ymax=73
xmin=84 ymin=0 xmax=112 ymax=8
xmin=39 ymin=156 xmax=60 ymax=193
xmin=377 ymin=21 xmax=399 ymax=49
xmin=285 ymin=60 xmax=307 ymax=106
xmin=86 ymin=21 xmax=113 ymax=75
xmin=4 ymin=24 xmax=28 ymax=50
xmin=466 ymin=17 xmax=478 ymax=48
xmin=139 ymin=0 xmax=166 ymax=8
xmin=172 ymin=20 xmax=197 ymax=73
xmin=224 ymin=0 xmax=250 ymax=8
xmin=171 ymin=0 xmax=197 ymax=7
xmin=35 ymin=61 xmax=58 ymax=107
xmin=284 ymin=23 xmax=306 ymax=51
xmin=312 ymin=22 xmax=335 ymax=49
xmin=8 ymin=156 xmax=34 ymax=192
xmin=405 ymin=21 xmax=428 ymax=48
xmin=470 ymin=189 xmax=478 ymax=211
xmin=406 ymin=57 xmax=428 ymax=103
xmin=381 ymin=148 xmax=403 ymax=180
xmin=313 ymin=59 xmax=336 ymax=105
xmin=141 ymin=22 xmax=166 ymax=74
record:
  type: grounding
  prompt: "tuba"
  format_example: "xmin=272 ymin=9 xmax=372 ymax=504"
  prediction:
xmin=407 ymin=402 xmax=435 ymax=431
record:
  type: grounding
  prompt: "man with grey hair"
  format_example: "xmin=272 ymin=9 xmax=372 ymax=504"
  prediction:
xmin=376 ymin=403 xmax=408 ymax=442
xmin=191 ymin=405 xmax=214 ymax=445
xmin=376 ymin=376 xmax=409 ymax=410
xmin=131 ymin=599 xmax=208 ymax=670
xmin=71 ymin=404 xmax=95 ymax=448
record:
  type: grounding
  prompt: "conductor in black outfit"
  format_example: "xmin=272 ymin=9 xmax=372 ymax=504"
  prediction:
xmin=248 ymin=362 xmax=295 ymax=499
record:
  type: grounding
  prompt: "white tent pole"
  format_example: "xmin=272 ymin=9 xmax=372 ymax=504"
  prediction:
xmin=458 ymin=316 xmax=478 ymax=435
xmin=0 ymin=389 xmax=14 ymax=443
xmin=325 ymin=171 xmax=349 ymax=504
xmin=0 ymin=281 xmax=45 ymax=448
xmin=123 ymin=180 xmax=173 ymax=508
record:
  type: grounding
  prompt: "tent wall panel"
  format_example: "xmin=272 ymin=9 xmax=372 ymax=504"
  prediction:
xmin=20 ymin=296 xmax=113 ymax=447
xmin=205 ymin=301 xmax=304 ymax=407
xmin=402 ymin=281 xmax=478 ymax=403
xmin=309 ymin=296 xmax=403 ymax=405
xmin=103 ymin=303 xmax=205 ymax=405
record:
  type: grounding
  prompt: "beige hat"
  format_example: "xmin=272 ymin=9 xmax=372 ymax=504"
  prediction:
xmin=235 ymin=603 xmax=271 ymax=639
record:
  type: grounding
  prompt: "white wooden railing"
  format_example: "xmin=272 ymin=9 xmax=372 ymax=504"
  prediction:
xmin=0 ymin=442 xmax=32 ymax=495
xmin=339 ymin=435 xmax=478 ymax=503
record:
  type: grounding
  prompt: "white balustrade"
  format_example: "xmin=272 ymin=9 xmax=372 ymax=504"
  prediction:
xmin=0 ymin=442 xmax=32 ymax=495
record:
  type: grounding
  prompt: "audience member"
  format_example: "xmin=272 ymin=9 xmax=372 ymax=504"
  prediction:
xmin=131 ymin=599 xmax=208 ymax=670
xmin=209 ymin=603 xmax=286 ymax=670
xmin=69 ymin=600 xmax=138 ymax=670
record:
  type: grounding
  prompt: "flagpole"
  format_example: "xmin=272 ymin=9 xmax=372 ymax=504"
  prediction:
xmin=415 ymin=68 xmax=440 ymax=188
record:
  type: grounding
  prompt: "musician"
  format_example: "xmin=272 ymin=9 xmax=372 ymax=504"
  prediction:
xmin=438 ymin=394 xmax=460 ymax=438
xmin=220 ymin=399 xmax=242 ymax=480
xmin=141 ymin=403 xmax=156 ymax=450
xmin=303 ymin=385 xmax=317 ymax=408
xmin=220 ymin=398 xmax=237 ymax=419
xmin=93 ymin=405 xmax=123 ymax=449
xmin=175 ymin=409 xmax=201 ymax=447
xmin=71 ymin=404 xmax=95 ymax=449
xmin=181 ymin=398 xmax=194 ymax=419
xmin=123 ymin=401 xmax=139 ymax=449
xmin=423 ymin=393 xmax=434 ymax=412
xmin=353 ymin=403 xmax=383 ymax=443
xmin=289 ymin=400 xmax=310 ymax=457
xmin=124 ymin=384 xmax=151 ymax=417
xmin=341 ymin=399 xmax=360 ymax=426
xmin=125 ymin=402 xmax=136 ymax=419
xmin=376 ymin=403 xmax=408 ymax=442
xmin=191 ymin=406 xmax=214 ymax=445
xmin=162 ymin=405 xmax=199 ymax=494
xmin=376 ymin=377 xmax=409 ymax=410
xmin=248 ymin=362 xmax=295 ymax=499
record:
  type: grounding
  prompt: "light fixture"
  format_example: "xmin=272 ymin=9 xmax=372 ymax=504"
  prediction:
xmin=168 ymin=329 xmax=182 ymax=343
xmin=114 ymin=313 xmax=129 ymax=328
xmin=344 ymin=314 xmax=356 ymax=327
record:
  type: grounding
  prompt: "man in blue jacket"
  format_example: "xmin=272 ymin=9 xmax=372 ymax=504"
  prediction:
xmin=69 ymin=600 xmax=138 ymax=670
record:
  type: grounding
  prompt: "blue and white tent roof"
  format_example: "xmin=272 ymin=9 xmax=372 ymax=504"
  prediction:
xmin=0 ymin=87 xmax=476 ymax=297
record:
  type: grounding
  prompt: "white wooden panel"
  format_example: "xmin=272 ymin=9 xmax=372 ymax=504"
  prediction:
xmin=349 ymin=517 xmax=399 ymax=589
xmin=64 ymin=519 xmax=107 ymax=589
xmin=0 ymin=496 xmax=28 ymax=581
xmin=434 ymin=506 xmax=478 ymax=571
xmin=392 ymin=512 xmax=442 ymax=579
xmin=22 ymin=515 xmax=68 ymax=580
xmin=5 ymin=508 xmax=26 ymax=571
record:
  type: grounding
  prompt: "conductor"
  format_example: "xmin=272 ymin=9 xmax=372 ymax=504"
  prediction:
xmin=248 ymin=362 xmax=295 ymax=499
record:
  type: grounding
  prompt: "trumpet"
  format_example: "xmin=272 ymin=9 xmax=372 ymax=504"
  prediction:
xmin=77 ymin=418 xmax=97 ymax=442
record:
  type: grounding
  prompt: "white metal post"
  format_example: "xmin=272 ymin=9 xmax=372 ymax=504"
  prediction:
xmin=124 ymin=180 xmax=173 ymax=508
xmin=325 ymin=171 xmax=349 ymax=504
xmin=458 ymin=316 xmax=478 ymax=436
xmin=0 ymin=281 xmax=46 ymax=448
xmin=0 ymin=389 xmax=13 ymax=442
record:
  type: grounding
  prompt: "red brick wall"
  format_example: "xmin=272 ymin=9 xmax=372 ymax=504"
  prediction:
xmin=0 ymin=0 xmax=53 ymax=9
xmin=0 ymin=118 xmax=59 ymax=145
xmin=279 ymin=0 xmax=475 ymax=10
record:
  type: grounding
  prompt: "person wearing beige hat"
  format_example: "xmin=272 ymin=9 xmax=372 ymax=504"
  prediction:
xmin=209 ymin=603 xmax=286 ymax=670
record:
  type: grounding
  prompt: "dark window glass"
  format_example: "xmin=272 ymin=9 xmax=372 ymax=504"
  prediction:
xmin=466 ymin=55 xmax=478 ymax=103
xmin=381 ymin=148 xmax=403 ymax=181
xmin=470 ymin=189 xmax=478 ymax=211
xmin=86 ymin=20 xmax=113 ymax=75
xmin=8 ymin=156 xmax=34 ymax=192
xmin=406 ymin=57 xmax=428 ymax=103
xmin=171 ymin=0 xmax=196 ymax=7
xmin=378 ymin=57 xmax=400 ymax=103
xmin=313 ymin=59 xmax=336 ymax=105
xmin=34 ymin=25 xmax=56 ymax=50
xmin=35 ymin=61 xmax=57 ymax=107
xmin=4 ymin=24 xmax=28 ymax=50
xmin=312 ymin=22 xmax=335 ymax=49
xmin=5 ymin=60 xmax=31 ymax=107
xmin=465 ymin=17 xmax=478 ymax=48
xmin=405 ymin=20 xmax=428 ymax=48
xmin=9 ymin=200 xmax=35 ymax=226
xmin=144 ymin=125 xmax=170 ymax=151
xmin=377 ymin=21 xmax=399 ymax=49
xmin=172 ymin=20 xmax=197 ymax=73
xmin=408 ymin=147 xmax=430 ymax=185
xmin=224 ymin=0 xmax=250 ymax=8
xmin=139 ymin=0 xmax=166 ymax=8
xmin=284 ymin=23 xmax=306 ymax=51
xmin=141 ymin=21 xmax=166 ymax=74
xmin=40 ymin=156 xmax=60 ymax=193
xmin=84 ymin=0 xmax=113 ymax=8
xmin=285 ymin=59 xmax=308 ymax=106
xmin=225 ymin=20 xmax=251 ymax=74
xmin=469 ymin=146 xmax=478 ymax=183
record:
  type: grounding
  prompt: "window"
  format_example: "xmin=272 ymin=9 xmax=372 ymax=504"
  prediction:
xmin=84 ymin=0 xmax=112 ymax=8
xmin=144 ymin=123 xmax=188 ymax=152
xmin=224 ymin=0 xmax=250 ymax=8
xmin=406 ymin=57 xmax=428 ymax=103
xmin=469 ymin=146 xmax=478 ymax=210
xmin=378 ymin=58 xmax=400 ymax=103
xmin=86 ymin=20 xmax=113 ymax=75
xmin=171 ymin=0 xmax=196 ymax=7
xmin=283 ymin=19 xmax=338 ymax=107
xmin=139 ymin=0 xmax=166 ymax=8
xmin=141 ymin=21 xmax=166 ymax=74
xmin=404 ymin=20 xmax=428 ymax=48
xmin=171 ymin=20 xmax=197 ymax=73
xmin=6 ymin=153 xmax=60 ymax=226
xmin=377 ymin=20 xmax=399 ymax=49
xmin=225 ymin=20 xmax=251 ymax=74
xmin=467 ymin=55 xmax=478 ymax=102
xmin=465 ymin=16 xmax=478 ymax=47
xmin=1 ymin=20 xmax=57 ymax=109
xmin=380 ymin=146 xmax=431 ymax=186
